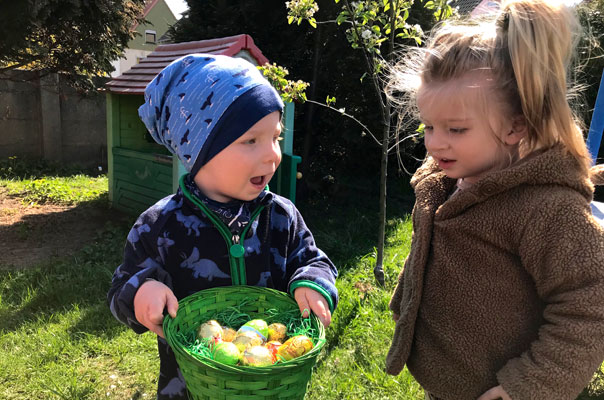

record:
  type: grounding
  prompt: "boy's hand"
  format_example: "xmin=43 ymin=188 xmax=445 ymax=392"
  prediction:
xmin=477 ymin=385 xmax=511 ymax=400
xmin=134 ymin=280 xmax=178 ymax=338
xmin=294 ymin=287 xmax=332 ymax=328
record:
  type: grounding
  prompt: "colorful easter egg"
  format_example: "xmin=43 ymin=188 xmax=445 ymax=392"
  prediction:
xmin=267 ymin=322 xmax=287 ymax=342
xmin=241 ymin=345 xmax=275 ymax=367
xmin=197 ymin=320 xmax=223 ymax=340
xmin=221 ymin=326 xmax=237 ymax=342
xmin=277 ymin=335 xmax=314 ymax=361
xmin=265 ymin=340 xmax=282 ymax=359
xmin=239 ymin=319 xmax=269 ymax=341
xmin=212 ymin=342 xmax=241 ymax=366
xmin=232 ymin=330 xmax=263 ymax=352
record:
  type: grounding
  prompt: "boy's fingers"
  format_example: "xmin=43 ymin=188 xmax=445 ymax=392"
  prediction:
xmin=294 ymin=291 xmax=311 ymax=318
xmin=312 ymin=300 xmax=330 ymax=327
xmin=149 ymin=324 xmax=165 ymax=339
xmin=166 ymin=292 xmax=179 ymax=318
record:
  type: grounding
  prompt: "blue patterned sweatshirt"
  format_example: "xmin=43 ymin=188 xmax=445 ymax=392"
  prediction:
xmin=107 ymin=175 xmax=338 ymax=399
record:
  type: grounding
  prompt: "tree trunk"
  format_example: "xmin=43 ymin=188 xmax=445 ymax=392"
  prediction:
xmin=374 ymin=103 xmax=390 ymax=287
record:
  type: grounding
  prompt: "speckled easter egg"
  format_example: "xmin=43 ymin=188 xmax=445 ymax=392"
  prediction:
xmin=277 ymin=335 xmax=314 ymax=361
xmin=267 ymin=322 xmax=287 ymax=342
xmin=232 ymin=330 xmax=263 ymax=352
xmin=197 ymin=320 xmax=223 ymax=340
xmin=212 ymin=342 xmax=241 ymax=366
xmin=241 ymin=345 xmax=275 ymax=367
xmin=239 ymin=319 xmax=269 ymax=341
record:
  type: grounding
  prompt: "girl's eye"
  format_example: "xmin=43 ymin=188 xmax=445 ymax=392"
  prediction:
xmin=449 ymin=128 xmax=467 ymax=134
xmin=245 ymin=138 xmax=256 ymax=145
xmin=423 ymin=125 xmax=434 ymax=132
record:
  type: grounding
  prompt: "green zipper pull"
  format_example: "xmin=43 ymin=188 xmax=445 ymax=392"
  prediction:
xmin=179 ymin=174 xmax=266 ymax=287
xmin=229 ymin=244 xmax=245 ymax=258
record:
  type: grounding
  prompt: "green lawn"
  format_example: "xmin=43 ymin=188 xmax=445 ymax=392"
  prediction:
xmin=0 ymin=158 xmax=603 ymax=399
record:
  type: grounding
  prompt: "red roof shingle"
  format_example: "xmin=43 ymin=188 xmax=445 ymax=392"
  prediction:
xmin=106 ymin=34 xmax=269 ymax=94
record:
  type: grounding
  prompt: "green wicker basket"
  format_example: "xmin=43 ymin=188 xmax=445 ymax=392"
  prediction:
xmin=163 ymin=285 xmax=326 ymax=400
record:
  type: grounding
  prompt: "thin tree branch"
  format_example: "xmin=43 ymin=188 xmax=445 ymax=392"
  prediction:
xmin=305 ymin=99 xmax=382 ymax=146
xmin=342 ymin=0 xmax=387 ymax=114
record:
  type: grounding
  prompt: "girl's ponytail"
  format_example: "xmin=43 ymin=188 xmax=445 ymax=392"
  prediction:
xmin=500 ymin=0 xmax=591 ymax=171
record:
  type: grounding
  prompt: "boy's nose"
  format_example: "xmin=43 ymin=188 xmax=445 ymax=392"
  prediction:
xmin=264 ymin=142 xmax=282 ymax=165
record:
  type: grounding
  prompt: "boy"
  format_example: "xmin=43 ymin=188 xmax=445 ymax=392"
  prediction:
xmin=108 ymin=54 xmax=338 ymax=399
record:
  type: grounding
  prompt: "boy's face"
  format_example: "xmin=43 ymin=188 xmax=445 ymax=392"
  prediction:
xmin=193 ymin=111 xmax=282 ymax=202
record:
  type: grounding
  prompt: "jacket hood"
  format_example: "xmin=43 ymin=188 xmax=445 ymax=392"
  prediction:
xmin=591 ymin=164 xmax=604 ymax=186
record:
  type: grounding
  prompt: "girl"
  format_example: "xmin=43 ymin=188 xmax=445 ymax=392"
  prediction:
xmin=385 ymin=1 xmax=604 ymax=399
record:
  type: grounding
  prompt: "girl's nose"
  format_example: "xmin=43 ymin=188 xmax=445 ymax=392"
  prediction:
xmin=425 ymin=129 xmax=448 ymax=152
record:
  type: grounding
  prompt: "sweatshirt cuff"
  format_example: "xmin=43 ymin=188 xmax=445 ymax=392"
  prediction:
xmin=289 ymin=279 xmax=335 ymax=313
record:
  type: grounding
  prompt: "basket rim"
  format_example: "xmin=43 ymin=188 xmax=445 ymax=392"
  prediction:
xmin=163 ymin=285 xmax=326 ymax=374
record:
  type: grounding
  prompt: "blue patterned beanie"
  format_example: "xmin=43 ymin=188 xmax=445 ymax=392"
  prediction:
xmin=138 ymin=54 xmax=284 ymax=176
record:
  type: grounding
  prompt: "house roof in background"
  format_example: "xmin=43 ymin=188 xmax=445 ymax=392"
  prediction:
xmin=132 ymin=0 xmax=176 ymax=30
xmin=106 ymin=34 xmax=269 ymax=94
xmin=451 ymin=0 xmax=483 ymax=14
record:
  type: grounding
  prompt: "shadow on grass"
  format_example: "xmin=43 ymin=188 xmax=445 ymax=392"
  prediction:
xmin=0 ymin=178 xmax=415 ymax=344
xmin=0 ymin=202 xmax=135 ymax=337
xmin=0 ymin=195 xmax=127 ymax=268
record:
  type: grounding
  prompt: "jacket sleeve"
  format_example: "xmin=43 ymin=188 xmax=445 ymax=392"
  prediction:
xmin=389 ymin=255 xmax=411 ymax=314
xmin=497 ymin=195 xmax=604 ymax=399
xmin=107 ymin=214 xmax=173 ymax=334
xmin=284 ymin=206 xmax=339 ymax=312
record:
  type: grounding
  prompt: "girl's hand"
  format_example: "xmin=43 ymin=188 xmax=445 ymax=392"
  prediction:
xmin=477 ymin=385 xmax=511 ymax=400
xmin=133 ymin=280 xmax=179 ymax=338
xmin=294 ymin=287 xmax=332 ymax=328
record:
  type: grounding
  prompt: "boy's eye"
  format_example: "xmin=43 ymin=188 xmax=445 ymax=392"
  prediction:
xmin=245 ymin=138 xmax=256 ymax=144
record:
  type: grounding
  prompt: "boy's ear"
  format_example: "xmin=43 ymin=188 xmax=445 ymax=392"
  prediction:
xmin=504 ymin=115 xmax=527 ymax=146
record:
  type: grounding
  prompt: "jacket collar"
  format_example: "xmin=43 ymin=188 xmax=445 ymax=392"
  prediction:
xmin=413 ymin=145 xmax=593 ymax=219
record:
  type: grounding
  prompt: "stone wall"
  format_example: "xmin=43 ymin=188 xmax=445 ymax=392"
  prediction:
xmin=0 ymin=70 xmax=109 ymax=168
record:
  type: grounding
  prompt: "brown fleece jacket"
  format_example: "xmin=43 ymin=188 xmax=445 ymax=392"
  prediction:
xmin=386 ymin=145 xmax=604 ymax=400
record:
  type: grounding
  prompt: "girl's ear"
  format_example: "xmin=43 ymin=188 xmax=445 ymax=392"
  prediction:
xmin=504 ymin=115 xmax=527 ymax=146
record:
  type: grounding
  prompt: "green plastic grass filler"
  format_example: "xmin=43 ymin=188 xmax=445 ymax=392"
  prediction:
xmin=163 ymin=285 xmax=326 ymax=400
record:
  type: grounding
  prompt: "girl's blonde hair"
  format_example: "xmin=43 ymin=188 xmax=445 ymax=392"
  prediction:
xmin=388 ymin=0 xmax=591 ymax=173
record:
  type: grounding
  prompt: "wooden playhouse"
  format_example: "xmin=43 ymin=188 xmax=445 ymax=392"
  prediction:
xmin=105 ymin=34 xmax=300 ymax=215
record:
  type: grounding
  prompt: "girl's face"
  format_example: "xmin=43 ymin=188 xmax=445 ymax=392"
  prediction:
xmin=193 ymin=111 xmax=282 ymax=202
xmin=418 ymin=73 xmax=525 ymax=185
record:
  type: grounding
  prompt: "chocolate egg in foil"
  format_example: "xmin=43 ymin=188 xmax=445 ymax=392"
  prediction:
xmin=212 ymin=342 xmax=241 ymax=366
xmin=241 ymin=345 xmax=275 ymax=367
xmin=267 ymin=323 xmax=287 ymax=342
xmin=265 ymin=340 xmax=282 ymax=359
xmin=221 ymin=326 xmax=237 ymax=342
xmin=232 ymin=330 xmax=263 ymax=352
xmin=197 ymin=320 xmax=223 ymax=340
xmin=241 ymin=319 xmax=269 ymax=340
xmin=277 ymin=335 xmax=314 ymax=361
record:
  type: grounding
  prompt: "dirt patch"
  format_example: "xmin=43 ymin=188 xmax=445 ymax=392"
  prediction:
xmin=0 ymin=188 xmax=124 ymax=268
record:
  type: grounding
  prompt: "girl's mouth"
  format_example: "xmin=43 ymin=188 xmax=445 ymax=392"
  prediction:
xmin=437 ymin=158 xmax=456 ymax=169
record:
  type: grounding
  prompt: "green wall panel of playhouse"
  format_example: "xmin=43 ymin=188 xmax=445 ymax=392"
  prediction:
xmin=107 ymin=93 xmax=300 ymax=216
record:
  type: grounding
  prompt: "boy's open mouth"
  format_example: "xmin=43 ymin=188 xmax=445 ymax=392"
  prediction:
xmin=250 ymin=176 xmax=265 ymax=186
